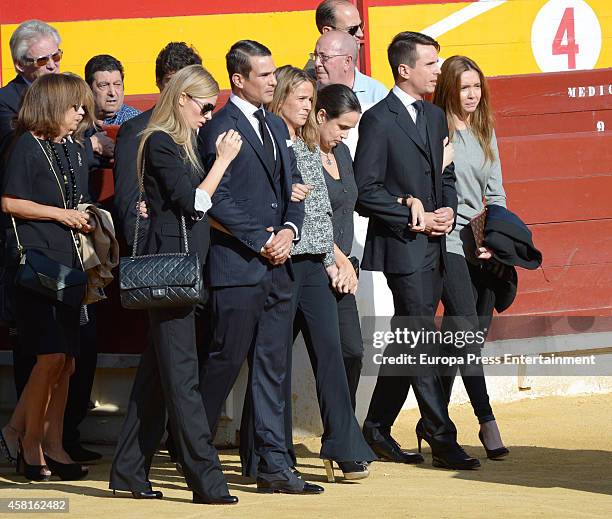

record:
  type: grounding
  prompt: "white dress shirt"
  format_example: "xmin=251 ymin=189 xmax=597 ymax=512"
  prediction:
xmin=392 ymin=85 xmax=419 ymax=124
xmin=229 ymin=93 xmax=276 ymax=158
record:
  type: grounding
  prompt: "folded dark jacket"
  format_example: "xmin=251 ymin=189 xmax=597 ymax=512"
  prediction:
xmin=479 ymin=205 xmax=543 ymax=313
xmin=484 ymin=205 xmax=542 ymax=270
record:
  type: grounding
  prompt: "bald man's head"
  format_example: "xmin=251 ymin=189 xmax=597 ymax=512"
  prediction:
xmin=314 ymin=30 xmax=358 ymax=87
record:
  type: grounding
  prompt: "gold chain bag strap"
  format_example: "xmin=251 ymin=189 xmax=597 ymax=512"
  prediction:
xmin=10 ymin=138 xmax=88 ymax=307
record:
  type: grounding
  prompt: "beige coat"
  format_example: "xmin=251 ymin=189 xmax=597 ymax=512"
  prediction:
xmin=77 ymin=204 xmax=119 ymax=304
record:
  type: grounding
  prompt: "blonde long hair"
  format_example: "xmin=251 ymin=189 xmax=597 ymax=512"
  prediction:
xmin=433 ymin=55 xmax=495 ymax=164
xmin=267 ymin=65 xmax=318 ymax=151
xmin=137 ymin=64 xmax=219 ymax=182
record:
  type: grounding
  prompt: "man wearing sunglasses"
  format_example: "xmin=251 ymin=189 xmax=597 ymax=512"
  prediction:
xmin=316 ymin=0 xmax=365 ymax=47
xmin=305 ymin=1 xmax=365 ymax=77
xmin=0 ymin=20 xmax=62 ymax=150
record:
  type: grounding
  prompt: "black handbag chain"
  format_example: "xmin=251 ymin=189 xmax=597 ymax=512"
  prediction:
xmin=131 ymin=156 xmax=190 ymax=258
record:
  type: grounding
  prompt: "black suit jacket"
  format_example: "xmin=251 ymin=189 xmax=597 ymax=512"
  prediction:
xmin=142 ymin=131 xmax=209 ymax=263
xmin=113 ymin=108 xmax=153 ymax=251
xmin=198 ymin=99 xmax=304 ymax=287
xmin=354 ymin=91 xmax=457 ymax=275
xmin=0 ymin=75 xmax=28 ymax=154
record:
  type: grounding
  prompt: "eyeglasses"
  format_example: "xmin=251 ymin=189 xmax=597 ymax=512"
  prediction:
xmin=332 ymin=22 xmax=364 ymax=36
xmin=23 ymin=49 xmax=63 ymax=68
xmin=310 ymin=52 xmax=349 ymax=65
xmin=71 ymin=104 xmax=86 ymax=113
xmin=187 ymin=94 xmax=215 ymax=116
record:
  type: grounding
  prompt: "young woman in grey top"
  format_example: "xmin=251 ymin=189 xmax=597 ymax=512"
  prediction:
xmin=239 ymin=66 xmax=375 ymax=483
xmin=432 ymin=55 xmax=509 ymax=459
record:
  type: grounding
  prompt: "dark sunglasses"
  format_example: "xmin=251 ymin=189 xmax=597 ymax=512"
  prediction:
xmin=333 ymin=22 xmax=364 ymax=36
xmin=71 ymin=104 xmax=86 ymax=113
xmin=187 ymin=94 xmax=215 ymax=116
xmin=24 ymin=49 xmax=63 ymax=67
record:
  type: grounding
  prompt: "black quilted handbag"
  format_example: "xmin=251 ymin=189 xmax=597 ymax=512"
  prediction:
xmin=119 ymin=162 xmax=202 ymax=309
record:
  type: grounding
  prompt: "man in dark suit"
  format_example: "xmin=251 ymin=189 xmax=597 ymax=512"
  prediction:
xmin=113 ymin=42 xmax=203 ymax=251
xmin=354 ymin=31 xmax=480 ymax=469
xmin=0 ymin=75 xmax=28 ymax=152
xmin=198 ymin=40 xmax=322 ymax=494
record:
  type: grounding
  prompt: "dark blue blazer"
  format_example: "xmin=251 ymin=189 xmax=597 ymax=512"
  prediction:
xmin=0 ymin=75 xmax=28 ymax=154
xmin=198 ymin=99 xmax=304 ymax=287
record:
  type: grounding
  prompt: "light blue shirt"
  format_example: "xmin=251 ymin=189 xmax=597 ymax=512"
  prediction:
xmin=352 ymin=69 xmax=388 ymax=109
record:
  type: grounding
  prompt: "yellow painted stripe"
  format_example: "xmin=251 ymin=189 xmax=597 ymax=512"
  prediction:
xmin=369 ymin=0 xmax=612 ymax=86
xmin=2 ymin=10 xmax=320 ymax=92
xmin=2 ymin=2 xmax=610 ymax=91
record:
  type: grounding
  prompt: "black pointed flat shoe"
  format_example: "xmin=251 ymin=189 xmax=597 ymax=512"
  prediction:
xmin=112 ymin=488 xmax=163 ymax=499
xmin=193 ymin=493 xmax=238 ymax=505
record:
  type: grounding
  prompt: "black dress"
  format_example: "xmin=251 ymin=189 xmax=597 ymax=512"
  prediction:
xmin=2 ymin=132 xmax=88 ymax=358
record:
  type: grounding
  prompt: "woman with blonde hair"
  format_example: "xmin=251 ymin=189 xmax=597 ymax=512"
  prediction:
xmin=240 ymin=66 xmax=375 ymax=483
xmin=432 ymin=55 xmax=509 ymax=459
xmin=1 ymin=73 xmax=94 ymax=481
xmin=109 ymin=64 xmax=242 ymax=505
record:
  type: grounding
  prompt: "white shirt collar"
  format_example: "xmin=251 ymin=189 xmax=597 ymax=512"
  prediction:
xmin=392 ymin=85 xmax=419 ymax=110
xmin=229 ymin=92 xmax=263 ymax=118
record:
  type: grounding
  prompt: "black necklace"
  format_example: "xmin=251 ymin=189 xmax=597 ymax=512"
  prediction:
xmin=47 ymin=140 xmax=78 ymax=209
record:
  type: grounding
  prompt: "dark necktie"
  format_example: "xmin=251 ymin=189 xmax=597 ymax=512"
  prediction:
xmin=412 ymin=100 xmax=428 ymax=146
xmin=253 ymin=108 xmax=275 ymax=171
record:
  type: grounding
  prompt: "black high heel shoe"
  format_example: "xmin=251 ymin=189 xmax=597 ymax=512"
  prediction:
xmin=17 ymin=442 xmax=50 ymax=482
xmin=44 ymin=454 xmax=88 ymax=480
xmin=322 ymin=459 xmax=369 ymax=482
xmin=478 ymin=431 xmax=509 ymax=460
xmin=0 ymin=428 xmax=17 ymax=466
xmin=415 ymin=420 xmax=432 ymax=453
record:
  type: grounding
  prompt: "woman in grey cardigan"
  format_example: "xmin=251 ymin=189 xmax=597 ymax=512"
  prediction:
xmin=239 ymin=66 xmax=375 ymax=483
xmin=432 ymin=56 xmax=509 ymax=459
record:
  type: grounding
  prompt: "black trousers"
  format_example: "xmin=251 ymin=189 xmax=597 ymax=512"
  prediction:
xmin=109 ymin=305 xmax=228 ymax=499
xmin=336 ymin=291 xmax=364 ymax=410
xmin=199 ymin=265 xmax=293 ymax=476
xmin=239 ymin=257 xmax=374 ymax=477
xmin=440 ymin=253 xmax=495 ymax=423
xmin=363 ymin=242 xmax=457 ymax=451
xmin=12 ymin=309 xmax=97 ymax=449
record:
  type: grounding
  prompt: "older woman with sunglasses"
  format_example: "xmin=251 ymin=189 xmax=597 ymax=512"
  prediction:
xmin=1 ymin=73 xmax=95 ymax=481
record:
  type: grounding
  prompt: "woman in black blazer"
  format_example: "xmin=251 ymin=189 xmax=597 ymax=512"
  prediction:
xmin=109 ymin=65 xmax=242 ymax=505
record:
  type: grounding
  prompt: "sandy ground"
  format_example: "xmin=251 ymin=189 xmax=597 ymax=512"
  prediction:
xmin=1 ymin=394 xmax=611 ymax=519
